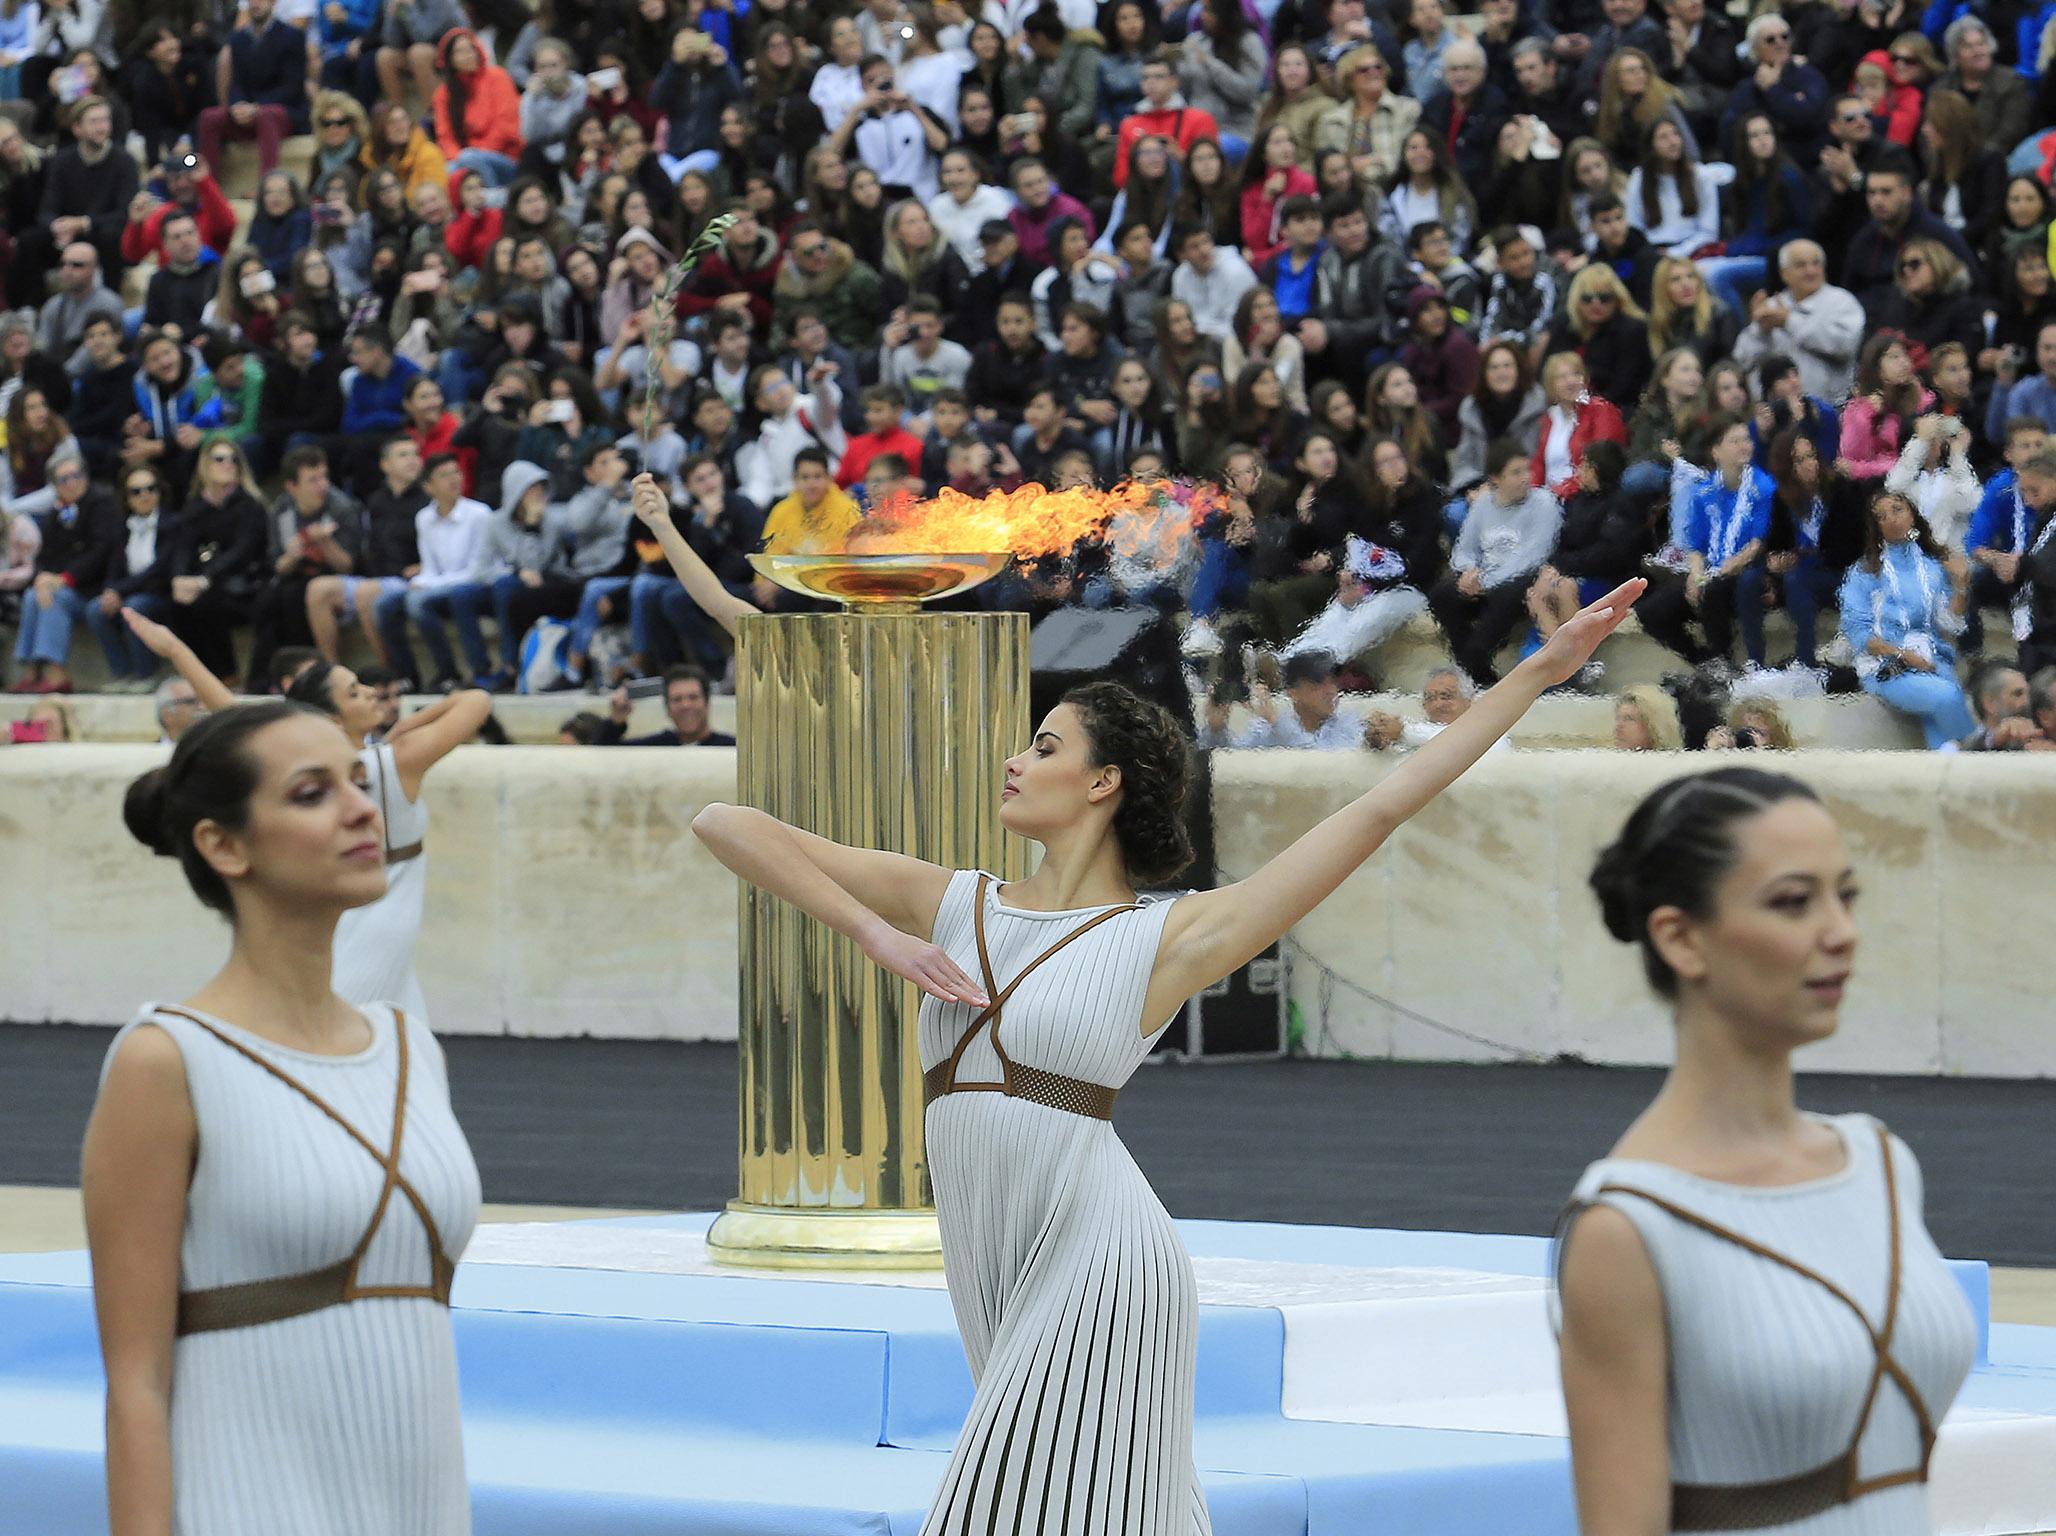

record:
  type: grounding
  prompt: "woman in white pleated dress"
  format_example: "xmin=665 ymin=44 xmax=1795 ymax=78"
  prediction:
xmin=1557 ymin=768 xmax=1976 ymax=1535
xmin=85 ymin=700 xmax=480 ymax=1535
xmin=693 ymin=578 xmax=1644 ymax=1535
xmin=123 ymin=606 xmax=490 ymax=1020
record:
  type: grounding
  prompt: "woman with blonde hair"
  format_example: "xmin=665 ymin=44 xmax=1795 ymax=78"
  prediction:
xmin=1870 ymin=239 xmax=1981 ymax=371
xmin=1613 ymin=683 xmax=1682 ymax=750
xmin=361 ymin=99 xmax=450 ymax=205
xmin=1543 ymin=265 xmax=1652 ymax=408
xmin=1645 ymin=256 xmax=1738 ymax=365
xmin=1709 ymin=696 xmax=1796 ymax=749
xmin=311 ymin=91 xmax=372 ymax=191
xmin=1593 ymin=47 xmax=1696 ymax=169
xmin=1324 ymin=43 xmax=1420 ymax=193
xmin=878 ymin=197 xmax=954 ymax=312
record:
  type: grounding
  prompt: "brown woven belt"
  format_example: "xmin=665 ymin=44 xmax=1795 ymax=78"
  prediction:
xmin=923 ymin=1058 xmax=1118 ymax=1120
xmin=1673 ymin=1457 xmax=1853 ymax=1531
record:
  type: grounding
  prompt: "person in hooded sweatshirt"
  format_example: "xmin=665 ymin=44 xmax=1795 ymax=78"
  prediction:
xmin=431 ymin=29 xmax=525 ymax=188
xmin=443 ymin=166 xmax=503 ymax=273
xmin=547 ymin=441 xmax=639 ymax=691
xmin=472 ymin=459 xmax=579 ymax=687
xmin=1428 ymin=435 xmax=1564 ymax=683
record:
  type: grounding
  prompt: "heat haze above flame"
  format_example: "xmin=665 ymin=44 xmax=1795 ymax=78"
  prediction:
xmin=833 ymin=478 xmax=1228 ymax=566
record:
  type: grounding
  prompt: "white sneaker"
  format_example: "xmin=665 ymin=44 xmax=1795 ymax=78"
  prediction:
xmin=1181 ymin=618 xmax=1223 ymax=658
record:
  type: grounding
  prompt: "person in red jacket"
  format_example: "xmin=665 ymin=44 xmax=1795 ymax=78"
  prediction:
xmin=1532 ymin=351 xmax=1627 ymax=500
xmin=432 ymin=28 xmax=524 ymax=188
xmin=119 ymin=152 xmax=239 ymax=265
xmin=836 ymin=384 xmax=926 ymax=487
xmin=1115 ymin=47 xmax=1221 ymax=186
xmin=678 ymin=203 xmax=783 ymax=335
xmin=1238 ymin=123 xmax=1318 ymax=266
xmin=443 ymin=167 xmax=502 ymax=274
xmin=402 ymin=374 xmax=477 ymax=494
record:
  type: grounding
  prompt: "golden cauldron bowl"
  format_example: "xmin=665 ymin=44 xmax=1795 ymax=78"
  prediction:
xmin=746 ymin=552 xmax=1016 ymax=611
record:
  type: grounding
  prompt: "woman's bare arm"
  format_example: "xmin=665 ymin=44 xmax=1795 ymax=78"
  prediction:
xmin=388 ymin=689 xmax=491 ymax=800
xmin=692 ymin=803 xmax=986 ymax=1005
xmin=82 ymin=1025 xmax=195 ymax=1536
xmin=122 ymin=608 xmax=235 ymax=713
xmin=1141 ymin=579 xmax=1644 ymax=1031
xmin=1558 ymin=1204 xmax=1672 ymax=1536
xmin=631 ymin=473 xmax=760 ymax=637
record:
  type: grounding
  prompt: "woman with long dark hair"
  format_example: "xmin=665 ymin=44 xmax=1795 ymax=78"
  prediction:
xmin=696 ymin=596 xmax=1636 ymax=1536
xmin=1563 ymin=766 xmax=1973 ymax=1526
xmin=1171 ymin=137 xmax=1241 ymax=249
xmin=432 ymin=28 xmax=525 ymax=188
xmin=1364 ymin=360 xmax=1446 ymax=483
xmin=1838 ymin=332 xmax=1931 ymax=490
xmin=1714 ymin=112 xmax=1811 ymax=317
xmin=1763 ymin=425 xmax=1841 ymax=669
xmin=89 ymin=700 xmax=482 ymax=1536
xmin=1227 ymin=359 xmax=1308 ymax=474
xmin=1451 ymin=340 xmax=1544 ymax=490
xmin=1840 ymin=486 xmax=1975 ymax=744
xmin=1380 ymin=127 xmax=1475 ymax=251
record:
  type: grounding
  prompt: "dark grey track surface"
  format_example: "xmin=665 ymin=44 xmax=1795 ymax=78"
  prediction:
xmin=5 ymin=1027 xmax=2049 ymax=1266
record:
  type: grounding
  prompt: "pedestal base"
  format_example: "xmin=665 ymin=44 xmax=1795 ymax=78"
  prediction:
xmin=706 ymin=1201 xmax=944 ymax=1270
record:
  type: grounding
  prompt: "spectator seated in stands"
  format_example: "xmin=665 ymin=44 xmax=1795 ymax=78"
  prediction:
xmin=1838 ymin=486 xmax=1977 ymax=749
xmin=2012 ymin=449 xmax=2056 ymax=678
xmin=377 ymin=450 xmax=493 ymax=691
xmin=120 ymin=148 xmax=238 ymax=267
xmin=881 ymin=294 xmax=974 ymax=405
xmin=308 ymin=434 xmax=426 ymax=672
xmin=737 ymin=361 xmax=847 ymax=511
xmin=7 ymin=449 xmax=115 ymax=694
xmin=1958 ymin=659 xmax=2055 ymax=750
xmin=140 ymin=212 xmax=221 ymax=340
xmin=163 ymin=440 xmax=268 ymax=684
xmin=248 ymin=447 xmax=367 ymax=692
xmin=1637 ymin=414 xmax=1777 ymax=668
xmin=37 ymin=243 xmax=121 ymax=363
xmin=198 ymin=0 xmax=310 ymax=177
xmin=123 ymin=328 xmax=213 ymax=494
xmin=543 ymin=442 xmax=638 ymax=692
xmin=597 ymin=665 xmax=737 ymax=746
xmin=1612 ymin=681 xmax=1684 ymax=749
xmin=633 ymin=454 xmax=760 ymax=677
xmin=1198 ymin=648 xmax=1367 ymax=749
xmin=759 ymin=445 xmax=861 ymax=564
xmin=1430 ymin=436 xmax=1563 ymax=684
xmin=838 ymin=384 xmax=926 ymax=489
xmin=772 ymin=219 xmax=885 ymax=357
xmin=1170 ymin=223 xmax=1259 ymax=342
xmin=1531 ymin=351 xmax=1627 ymax=501
xmin=1279 ymin=434 xmax=1439 ymax=669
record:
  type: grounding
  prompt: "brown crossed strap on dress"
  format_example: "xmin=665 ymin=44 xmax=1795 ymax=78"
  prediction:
xmin=1580 ymin=1122 xmax=1937 ymax=1532
xmin=156 ymin=1004 xmax=457 ymax=1337
xmin=921 ymin=874 xmax=1138 ymax=1121
xmin=372 ymin=746 xmax=424 ymax=864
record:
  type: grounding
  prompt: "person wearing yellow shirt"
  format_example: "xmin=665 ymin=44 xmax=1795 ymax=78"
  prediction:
xmin=759 ymin=447 xmax=864 ymax=556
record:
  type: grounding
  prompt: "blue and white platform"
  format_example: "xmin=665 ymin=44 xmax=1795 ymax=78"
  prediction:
xmin=3 ymin=1216 xmax=2053 ymax=1535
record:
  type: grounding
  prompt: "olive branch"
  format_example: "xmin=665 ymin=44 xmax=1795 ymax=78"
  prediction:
xmin=639 ymin=211 xmax=740 ymax=443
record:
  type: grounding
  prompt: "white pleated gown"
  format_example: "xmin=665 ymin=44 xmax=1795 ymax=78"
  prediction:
xmin=333 ymin=743 xmax=430 ymax=1021
xmin=916 ymin=870 xmax=1212 ymax=1536
xmin=111 ymin=1002 xmax=481 ymax=1535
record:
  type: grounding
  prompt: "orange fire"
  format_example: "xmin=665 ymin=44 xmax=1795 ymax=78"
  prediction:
xmin=842 ymin=478 xmax=1227 ymax=567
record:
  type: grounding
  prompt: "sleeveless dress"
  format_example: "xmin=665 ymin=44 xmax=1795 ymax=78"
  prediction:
xmin=915 ymin=870 xmax=1212 ymax=1536
xmin=1557 ymin=1112 xmax=1977 ymax=1535
xmin=333 ymin=742 xmax=430 ymax=1020
xmin=109 ymin=1001 xmax=482 ymax=1535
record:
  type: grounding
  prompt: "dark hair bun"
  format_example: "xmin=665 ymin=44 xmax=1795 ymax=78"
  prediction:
xmin=122 ymin=766 xmax=177 ymax=857
xmin=1063 ymin=681 xmax=1194 ymax=885
xmin=1586 ymin=838 xmax=1644 ymax=945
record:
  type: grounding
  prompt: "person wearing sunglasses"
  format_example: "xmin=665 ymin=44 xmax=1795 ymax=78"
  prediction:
xmin=84 ymin=469 xmax=180 ymax=690
xmin=1716 ymin=11 xmax=1830 ymax=163
xmin=1842 ymin=150 xmax=1981 ymax=320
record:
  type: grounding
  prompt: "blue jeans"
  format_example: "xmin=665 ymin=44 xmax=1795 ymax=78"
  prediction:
xmin=86 ymin=590 xmax=171 ymax=678
xmin=1698 ymin=255 xmax=1768 ymax=322
xmin=1863 ymin=664 xmax=1976 ymax=749
xmin=570 ymin=575 xmax=632 ymax=661
xmin=1188 ymin=539 xmax=1251 ymax=620
xmin=1778 ymin=552 xmax=1840 ymax=668
xmin=13 ymin=582 xmax=89 ymax=665
xmin=652 ymin=573 xmax=750 ymax=669
xmin=380 ymin=583 xmax=493 ymax=683
xmin=454 ymin=148 xmax=519 ymax=187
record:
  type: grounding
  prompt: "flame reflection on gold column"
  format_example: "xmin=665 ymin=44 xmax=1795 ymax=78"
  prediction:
xmin=706 ymin=610 xmax=1031 ymax=1267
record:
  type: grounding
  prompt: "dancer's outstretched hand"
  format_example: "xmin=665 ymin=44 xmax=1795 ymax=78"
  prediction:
xmin=864 ymin=927 xmax=991 ymax=1008
xmin=1529 ymin=577 xmax=1646 ymax=687
xmin=122 ymin=605 xmax=181 ymax=658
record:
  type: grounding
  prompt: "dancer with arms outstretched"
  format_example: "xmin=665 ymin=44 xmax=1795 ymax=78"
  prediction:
xmin=693 ymin=574 xmax=1644 ymax=1536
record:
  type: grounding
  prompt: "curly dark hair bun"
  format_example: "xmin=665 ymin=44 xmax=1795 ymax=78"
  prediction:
xmin=1062 ymin=681 xmax=1194 ymax=885
xmin=1589 ymin=767 xmax=1820 ymax=996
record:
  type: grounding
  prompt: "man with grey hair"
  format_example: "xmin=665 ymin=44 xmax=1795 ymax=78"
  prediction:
xmin=1936 ymin=16 xmax=2029 ymax=153
xmin=1420 ymin=37 xmax=1507 ymax=188
xmin=1507 ymin=37 xmax=1584 ymax=145
xmin=1730 ymin=239 xmax=1864 ymax=402
xmin=37 ymin=243 xmax=122 ymax=362
xmin=1718 ymin=11 xmax=1829 ymax=160
xmin=154 ymin=675 xmax=204 ymax=742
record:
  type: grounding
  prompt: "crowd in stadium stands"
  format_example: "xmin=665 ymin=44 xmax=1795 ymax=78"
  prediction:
xmin=3 ymin=0 xmax=2056 ymax=753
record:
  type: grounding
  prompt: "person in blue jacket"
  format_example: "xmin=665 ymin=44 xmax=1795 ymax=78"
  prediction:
xmin=1839 ymin=486 xmax=1977 ymax=746
xmin=1637 ymin=413 xmax=1776 ymax=666
xmin=1964 ymin=414 xmax=2048 ymax=649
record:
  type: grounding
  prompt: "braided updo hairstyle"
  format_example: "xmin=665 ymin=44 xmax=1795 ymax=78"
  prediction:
xmin=1588 ymin=767 xmax=1821 ymax=997
xmin=1061 ymin=681 xmax=1193 ymax=885
xmin=122 ymin=700 xmax=325 ymax=918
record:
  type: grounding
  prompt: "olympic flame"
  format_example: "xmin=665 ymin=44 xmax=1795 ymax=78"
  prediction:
xmin=838 ymin=478 xmax=1228 ymax=568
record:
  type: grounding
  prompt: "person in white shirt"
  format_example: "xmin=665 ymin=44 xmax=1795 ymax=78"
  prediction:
xmin=928 ymin=148 xmax=1015 ymax=268
xmin=809 ymin=15 xmax=870 ymax=126
xmin=1429 ymin=438 xmax=1564 ymax=683
xmin=1170 ymin=224 xmax=1259 ymax=340
xmin=830 ymin=54 xmax=949 ymax=202
xmin=1730 ymin=239 xmax=1865 ymax=403
xmin=379 ymin=452 xmax=493 ymax=689
xmin=1621 ymin=118 xmax=1731 ymax=257
xmin=1198 ymin=649 xmax=1369 ymax=749
xmin=1885 ymin=412 xmax=1981 ymax=556
xmin=736 ymin=360 xmax=848 ymax=509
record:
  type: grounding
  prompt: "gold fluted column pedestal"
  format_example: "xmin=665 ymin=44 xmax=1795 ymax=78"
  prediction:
xmin=708 ymin=610 xmax=1031 ymax=1270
